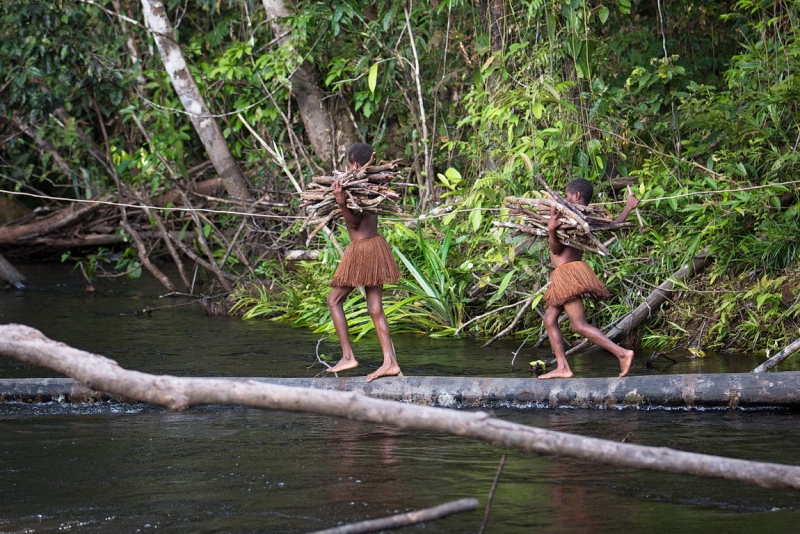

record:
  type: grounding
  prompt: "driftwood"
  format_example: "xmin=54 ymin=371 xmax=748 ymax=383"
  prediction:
xmin=0 ymin=181 xmax=297 ymax=294
xmin=3 ymin=323 xmax=800 ymax=490
xmin=0 ymin=252 xmax=27 ymax=288
xmin=300 ymin=161 xmax=407 ymax=244
xmin=311 ymin=498 xmax=478 ymax=534
xmin=0 ymin=200 xmax=105 ymax=245
xmin=752 ymin=336 xmax=800 ymax=373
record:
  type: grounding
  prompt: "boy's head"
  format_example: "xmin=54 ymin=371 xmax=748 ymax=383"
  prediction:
xmin=565 ymin=178 xmax=594 ymax=205
xmin=346 ymin=143 xmax=375 ymax=169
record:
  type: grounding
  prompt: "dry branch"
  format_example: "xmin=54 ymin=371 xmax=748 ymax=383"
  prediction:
xmin=300 ymin=160 xmax=408 ymax=243
xmin=752 ymin=336 xmax=800 ymax=373
xmin=311 ymin=498 xmax=478 ymax=534
xmin=3 ymin=323 xmax=800 ymax=490
xmin=502 ymin=194 xmax=632 ymax=256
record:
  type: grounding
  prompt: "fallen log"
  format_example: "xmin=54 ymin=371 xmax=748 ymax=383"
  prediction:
xmin=604 ymin=251 xmax=712 ymax=342
xmin=3 ymin=323 xmax=800 ymax=490
xmin=5 ymin=372 xmax=800 ymax=410
xmin=0 ymin=201 xmax=104 ymax=244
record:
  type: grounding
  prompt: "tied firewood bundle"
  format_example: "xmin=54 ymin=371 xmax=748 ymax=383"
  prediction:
xmin=299 ymin=159 xmax=406 ymax=244
xmin=499 ymin=176 xmax=636 ymax=256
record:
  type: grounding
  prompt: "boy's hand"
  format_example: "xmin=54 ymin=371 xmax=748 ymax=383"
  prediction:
xmin=548 ymin=205 xmax=562 ymax=231
xmin=332 ymin=179 xmax=347 ymax=205
xmin=625 ymin=194 xmax=641 ymax=211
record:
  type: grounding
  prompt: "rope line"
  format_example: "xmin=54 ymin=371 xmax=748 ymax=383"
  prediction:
xmin=2 ymin=178 xmax=797 ymax=223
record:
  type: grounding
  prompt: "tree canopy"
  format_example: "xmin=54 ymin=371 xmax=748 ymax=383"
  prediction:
xmin=1 ymin=0 xmax=798 ymax=355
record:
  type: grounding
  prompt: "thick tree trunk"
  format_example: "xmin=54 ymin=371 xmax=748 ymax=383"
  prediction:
xmin=140 ymin=0 xmax=251 ymax=200
xmin=483 ymin=0 xmax=506 ymax=55
xmin=8 ymin=372 xmax=800 ymax=410
xmin=261 ymin=0 xmax=357 ymax=167
xmin=4 ymin=324 xmax=800 ymax=491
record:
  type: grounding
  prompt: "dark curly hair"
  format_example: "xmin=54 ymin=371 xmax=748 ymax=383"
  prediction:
xmin=346 ymin=143 xmax=375 ymax=167
xmin=566 ymin=178 xmax=594 ymax=204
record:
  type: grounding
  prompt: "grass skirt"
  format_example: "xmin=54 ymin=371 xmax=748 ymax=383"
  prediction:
xmin=330 ymin=235 xmax=401 ymax=288
xmin=544 ymin=260 xmax=611 ymax=307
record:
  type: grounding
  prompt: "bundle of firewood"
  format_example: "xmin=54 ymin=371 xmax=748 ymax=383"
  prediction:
xmin=299 ymin=160 xmax=406 ymax=243
xmin=496 ymin=176 xmax=637 ymax=255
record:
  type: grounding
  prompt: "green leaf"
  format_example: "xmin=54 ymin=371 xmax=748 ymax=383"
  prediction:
xmin=368 ymin=63 xmax=378 ymax=94
xmin=598 ymin=6 xmax=610 ymax=24
xmin=469 ymin=201 xmax=483 ymax=231
xmin=486 ymin=269 xmax=516 ymax=307
xmin=532 ymin=101 xmax=544 ymax=119
xmin=445 ymin=167 xmax=462 ymax=183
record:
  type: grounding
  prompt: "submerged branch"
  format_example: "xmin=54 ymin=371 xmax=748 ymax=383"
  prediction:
xmin=311 ymin=498 xmax=478 ymax=534
xmin=752 ymin=337 xmax=800 ymax=373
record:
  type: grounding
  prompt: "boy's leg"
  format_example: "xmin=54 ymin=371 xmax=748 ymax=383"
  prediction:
xmin=326 ymin=285 xmax=359 ymax=373
xmin=562 ymin=299 xmax=634 ymax=377
xmin=363 ymin=285 xmax=401 ymax=382
xmin=539 ymin=303 xmax=573 ymax=379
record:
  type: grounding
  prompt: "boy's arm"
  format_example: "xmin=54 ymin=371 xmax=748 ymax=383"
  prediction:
xmin=547 ymin=205 xmax=565 ymax=255
xmin=332 ymin=179 xmax=362 ymax=230
xmin=612 ymin=194 xmax=641 ymax=225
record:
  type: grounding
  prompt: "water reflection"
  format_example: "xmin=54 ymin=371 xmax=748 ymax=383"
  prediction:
xmin=1 ymin=263 xmax=800 ymax=532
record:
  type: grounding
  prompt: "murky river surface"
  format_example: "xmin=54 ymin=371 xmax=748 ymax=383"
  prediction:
xmin=1 ymin=263 xmax=798 ymax=533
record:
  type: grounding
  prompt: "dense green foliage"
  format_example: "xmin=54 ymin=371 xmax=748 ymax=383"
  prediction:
xmin=2 ymin=0 xmax=799 ymax=357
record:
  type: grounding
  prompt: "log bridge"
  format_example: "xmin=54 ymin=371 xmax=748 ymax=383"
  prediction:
xmin=2 ymin=372 xmax=799 ymax=410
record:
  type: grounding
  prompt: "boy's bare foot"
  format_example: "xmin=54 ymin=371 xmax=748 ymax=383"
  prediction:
xmin=366 ymin=363 xmax=401 ymax=382
xmin=538 ymin=368 xmax=573 ymax=380
xmin=326 ymin=357 xmax=359 ymax=374
xmin=618 ymin=349 xmax=635 ymax=377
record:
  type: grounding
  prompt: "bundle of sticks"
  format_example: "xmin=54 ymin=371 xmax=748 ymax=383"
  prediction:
xmin=299 ymin=159 xmax=406 ymax=244
xmin=497 ymin=178 xmax=632 ymax=256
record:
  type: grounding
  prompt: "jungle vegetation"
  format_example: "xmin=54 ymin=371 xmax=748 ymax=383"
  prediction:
xmin=1 ymin=0 xmax=798 ymax=359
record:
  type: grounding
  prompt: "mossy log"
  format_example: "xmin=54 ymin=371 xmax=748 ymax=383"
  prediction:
xmin=3 ymin=372 xmax=800 ymax=410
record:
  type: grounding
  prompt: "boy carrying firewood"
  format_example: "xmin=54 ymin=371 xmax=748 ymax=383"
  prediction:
xmin=324 ymin=143 xmax=403 ymax=382
xmin=540 ymin=178 xmax=640 ymax=379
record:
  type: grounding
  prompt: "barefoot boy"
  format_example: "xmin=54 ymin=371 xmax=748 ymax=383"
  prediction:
xmin=539 ymin=178 xmax=639 ymax=379
xmin=325 ymin=143 xmax=402 ymax=382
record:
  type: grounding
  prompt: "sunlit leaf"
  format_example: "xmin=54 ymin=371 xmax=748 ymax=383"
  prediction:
xmin=368 ymin=63 xmax=378 ymax=93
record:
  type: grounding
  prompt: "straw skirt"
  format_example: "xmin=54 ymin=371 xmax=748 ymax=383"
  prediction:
xmin=330 ymin=235 xmax=401 ymax=288
xmin=544 ymin=260 xmax=611 ymax=307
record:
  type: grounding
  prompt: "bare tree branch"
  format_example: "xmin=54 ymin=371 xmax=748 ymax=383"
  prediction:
xmin=3 ymin=324 xmax=800 ymax=490
xmin=310 ymin=498 xmax=478 ymax=534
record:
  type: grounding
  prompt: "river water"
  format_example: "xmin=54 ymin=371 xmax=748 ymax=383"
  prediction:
xmin=1 ymin=263 xmax=798 ymax=533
